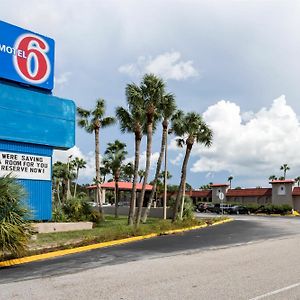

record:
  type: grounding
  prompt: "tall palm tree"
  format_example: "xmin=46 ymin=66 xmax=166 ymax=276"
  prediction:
xmin=280 ymin=164 xmax=290 ymax=179
xmin=171 ymin=111 xmax=213 ymax=222
xmin=72 ymin=157 xmax=87 ymax=197
xmin=77 ymin=99 xmax=115 ymax=219
xmin=116 ymin=87 xmax=145 ymax=225
xmin=269 ymin=175 xmax=277 ymax=181
xmin=142 ymin=93 xmax=176 ymax=222
xmin=102 ymin=140 xmax=127 ymax=218
xmin=228 ymin=176 xmax=233 ymax=189
xmin=135 ymin=74 xmax=165 ymax=227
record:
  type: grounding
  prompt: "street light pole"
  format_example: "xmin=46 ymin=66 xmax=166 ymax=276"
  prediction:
xmin=163 ymin=134 xmax=168 ymax=220
xmin=67 ymin=154 xmax=73 ymax=199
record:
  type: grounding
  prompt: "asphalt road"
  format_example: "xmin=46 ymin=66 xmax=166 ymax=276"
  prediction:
xmin=1 ymin=215 xmax=300 ymax=299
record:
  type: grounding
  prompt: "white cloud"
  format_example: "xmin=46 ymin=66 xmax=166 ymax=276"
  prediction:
xmin=118 ymin=51 xmax=198 ymax=80
xmin=125 ymin=151 xmax=160 ymax=171
xmin=170 ymin=153 xmax=184 ymax=166
xmin=54 ymin=71 xmax=72 ymax=87
xmin=190 ymin=96 xmax=300 ymax=179
xmin=53 ymin=146 xmax=100 ymax=183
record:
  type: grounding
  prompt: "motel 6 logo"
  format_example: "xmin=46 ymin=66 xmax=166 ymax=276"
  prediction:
xmin=13 ymin=34 xmax=51 ymax=85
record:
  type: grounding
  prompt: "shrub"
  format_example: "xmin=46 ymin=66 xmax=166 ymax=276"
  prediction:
xmin=0 ymin=175 xmax=33 ymax=257
xmin=53 ymin=196 xmax=102 ymax=223
xmin=169 ymin=195 xmax=195 ymax=220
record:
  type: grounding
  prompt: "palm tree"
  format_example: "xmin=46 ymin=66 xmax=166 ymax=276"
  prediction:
xmin=120 ymin=162 xmax=135 ymax=182
xmin=142 ymin=93 xmax=177 ymax=222
xmin=52 ymin=162 xmax=64 ymax=204
xmin=269 ymin=175 xmax=277 ymax=181
xmin=171 ymin=111 xmax=213 ymax=222
xmin=138 ymin=169 xmax=146 ymax=183
xmin=280 ymin=164 xmax=290 ymax=179
xmin=135 ymin=74 xmax=165 ymax=227
xmin=228 ymin=176 xmax=233 ymax=189
xmin=77 ymin=99 xmax=115 ymax=219
xmin=72 ymin=157 xmax=87 ymax=197
xmin=116 ymin=87 xmax=145 ymax=225
xmin=102 ymin=140 xmax=127 ymax=218
xmin=52 ymin=161 xmax=74 ymax=204
xmin=294 ymin=176 xmax=300 ymax=187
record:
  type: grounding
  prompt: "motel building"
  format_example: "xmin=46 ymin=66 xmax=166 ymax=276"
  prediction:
xmin=186 ymin=180 xmax=300 ymax=211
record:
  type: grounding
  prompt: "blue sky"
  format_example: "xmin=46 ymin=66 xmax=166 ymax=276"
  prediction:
xmin=2 ymin=0 xmax=300 ymax=189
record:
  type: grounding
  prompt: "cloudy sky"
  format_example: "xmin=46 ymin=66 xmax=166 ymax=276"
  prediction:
xmin=2 ymin=0 xmax=300 ymax=188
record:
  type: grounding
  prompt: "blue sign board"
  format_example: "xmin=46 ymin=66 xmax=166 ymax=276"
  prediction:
xmin=0 ymin=82 xmax=75 ymax=149
xmin=0 ymin=20 xmax=55 ymax=90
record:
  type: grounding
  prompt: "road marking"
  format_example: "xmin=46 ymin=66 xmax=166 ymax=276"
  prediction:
xmin=249 ymin=282 xmax=300 ymax=299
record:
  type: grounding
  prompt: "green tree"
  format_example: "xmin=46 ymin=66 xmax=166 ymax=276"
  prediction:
xmin=72 ymin=157 xmax=87 ymax=197
xmin=120 ymin=162 xmax=135 ymax=182
xmin=135 ymin=74 xmax=165 ymax=227
xmin=280 ymin=164 xmax=290 ymax=179
xmin=116 ymin=87 xmax=145 ymax=225
xmin=138 ymin=169 xmax=146 ymax=183
xmin=0 ymin=175 xmax=33 ymax=257
xmin=52 ymin=161 xmax=75 ymax=204
xmin=269 ymin=175 xmax=277 ymax=181
xmin=77 ymin=99 xmax=115 ymax=219
xmin=102 ymin=140 xmax=128 ymax=218
xmin=171 ymin=110 xmax=213 ymax=221
xmin=142 ymin=93 xmax=177 ymax=222
xmin=295 ymin=176 xmax=300 ymax=187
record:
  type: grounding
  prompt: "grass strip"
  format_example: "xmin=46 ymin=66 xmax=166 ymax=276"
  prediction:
xmin=1 ymin=216 xmax=229 ymax=262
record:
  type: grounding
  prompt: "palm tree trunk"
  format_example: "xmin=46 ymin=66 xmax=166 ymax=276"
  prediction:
xmin=172 ymin=142 xmax=193 ymax=222
xmin=179 ymin=180 xmax=186 ymax=220
xmin=128 ymin=133 xmax=142 ymax=225
xmin=142 ymin=120 xmax=168 ymax=223
xmin=95 ymin=128 xmax=104 ymax=220
xmin=136 ymin=120 xmax=153 ymax=227
xmin=73 ymin=167 xmax=79 ymax=198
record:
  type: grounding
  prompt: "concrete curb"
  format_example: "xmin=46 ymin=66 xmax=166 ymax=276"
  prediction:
xmin=0 ymin=218 xmax=233 ymax=268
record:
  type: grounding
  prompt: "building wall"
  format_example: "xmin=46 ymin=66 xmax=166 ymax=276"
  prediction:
xmin=271 ymin=183 xmax=293 ymax=206
xmin=211 ymin=186 xmax=227 ymax=203
xmin=227 ymin=196 xmax=271 ymax=205
xmin=293 ymin=196 xmax=300 ymax=211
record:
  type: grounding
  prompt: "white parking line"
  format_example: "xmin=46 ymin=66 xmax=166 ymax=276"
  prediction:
xmin=249 ymin=282 xmax=300 ymax=299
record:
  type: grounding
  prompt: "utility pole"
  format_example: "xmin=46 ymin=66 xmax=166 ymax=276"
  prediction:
xmin=66 ymin=154 xmax=73 ymax=199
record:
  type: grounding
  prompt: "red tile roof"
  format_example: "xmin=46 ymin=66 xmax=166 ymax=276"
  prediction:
xmin=269 ymin=180 xmax=294 ymax=184
xmin=210 ymin=183 xmax=229 ymax=187
xmin=186 ymin=190 xmax=212 ymax=197
xmin=87 ymin=181 xmax=153 ymax=191
xmin=226 ymin=188 xmax=272 ymax=197
xmin=293 ymin=187 xmax=300 ymax=196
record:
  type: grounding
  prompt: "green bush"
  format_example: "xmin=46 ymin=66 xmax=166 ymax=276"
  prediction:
xmin=0 ymin=175 xmax=33 ymax=257
xmin=53 ymin=196 xmax=102 ymax=223
xmin=169 ymin=195 xmax=195 ymax=220
xmin=241 ymin=203 xmax=292 ymax=215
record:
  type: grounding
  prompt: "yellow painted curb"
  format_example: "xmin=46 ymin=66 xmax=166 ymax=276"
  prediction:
xmin=0 ymin=218 xmax=233 ymax=268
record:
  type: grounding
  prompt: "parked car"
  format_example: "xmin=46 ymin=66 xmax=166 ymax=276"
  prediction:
xmin=212 ymin=203 xmax=233 ymax=214
xmin=196 ymin=202 xmax=214 ymax=212
xmin=227 ymin=205 xmax=250 ymax=215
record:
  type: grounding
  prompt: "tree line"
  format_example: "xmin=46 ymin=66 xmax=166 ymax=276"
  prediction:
xmin=73 ymin=73 xmax=213 ymax=227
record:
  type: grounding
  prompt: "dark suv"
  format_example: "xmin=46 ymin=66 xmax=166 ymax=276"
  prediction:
xmin=227 ymin=205 xmax=250 ymax=215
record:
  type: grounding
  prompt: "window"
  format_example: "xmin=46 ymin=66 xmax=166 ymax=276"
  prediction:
xmin=278 ymin=185 xmax=286 ymax=195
